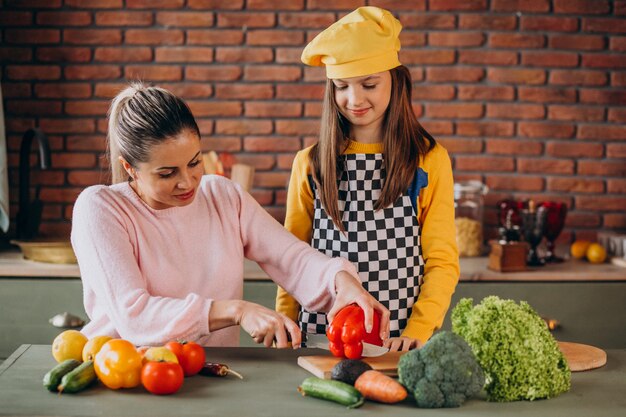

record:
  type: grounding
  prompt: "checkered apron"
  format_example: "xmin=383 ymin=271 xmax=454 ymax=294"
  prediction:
xmin=299 ymin=153 xmax=425 ymax=338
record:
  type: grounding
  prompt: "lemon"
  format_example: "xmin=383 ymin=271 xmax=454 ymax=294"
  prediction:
xmin=82 ymin=335 xmax=113 ymax=362
xmin=586 ymin=243 xmax=607 ymax=264
xmin=142 ymin=346 xmax=179 ymax=364
xmin=52 ymin=330 xmax=88 ymax=363
xmin=570 ymin=240 xmax=591 ymax=259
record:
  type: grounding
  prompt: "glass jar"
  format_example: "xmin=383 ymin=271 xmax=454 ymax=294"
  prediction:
xmin=454 ymin=181 xmax=489 ymax=257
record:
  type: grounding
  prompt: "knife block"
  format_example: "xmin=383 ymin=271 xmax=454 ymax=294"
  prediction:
xmin=488 ymin=240 xmax=528 ymax=272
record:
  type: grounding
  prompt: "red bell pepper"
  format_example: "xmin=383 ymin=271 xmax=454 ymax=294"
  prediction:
xmin=326 ymin=304 xmax=382 ymax=359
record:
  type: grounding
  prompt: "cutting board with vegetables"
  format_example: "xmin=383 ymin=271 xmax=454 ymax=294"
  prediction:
xmin=298 ymin=341 xmax=606 ymax=378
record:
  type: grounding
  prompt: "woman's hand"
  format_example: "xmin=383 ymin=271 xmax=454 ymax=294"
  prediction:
xmin=328 ymin=271 xmax=391 ymax=343
xmin=383 ymin=336 xmax=422 ymax=352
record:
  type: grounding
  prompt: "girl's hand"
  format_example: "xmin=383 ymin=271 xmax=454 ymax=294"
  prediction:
xmin=328 ymin=271 xmax=391 ymax=343
xmin=383 ymin=336 xmax=423 ymax=352
xmin=238 ymin=301 xmax=302 ymax=349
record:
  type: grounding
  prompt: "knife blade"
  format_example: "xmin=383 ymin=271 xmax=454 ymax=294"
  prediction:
xmin=306 ymin=333 xmax=389 ymax=357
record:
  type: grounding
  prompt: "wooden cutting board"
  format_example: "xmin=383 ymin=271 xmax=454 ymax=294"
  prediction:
xmin=298 ymin=341 xmax=607 ymax=379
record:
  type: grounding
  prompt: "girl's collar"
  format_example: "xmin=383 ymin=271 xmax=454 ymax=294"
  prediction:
xmin=345 ymin=139 xmax=384 ymax=154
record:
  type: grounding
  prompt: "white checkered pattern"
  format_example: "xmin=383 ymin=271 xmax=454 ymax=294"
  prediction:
xmin=300 ymin=153 xmax=425 ymax=337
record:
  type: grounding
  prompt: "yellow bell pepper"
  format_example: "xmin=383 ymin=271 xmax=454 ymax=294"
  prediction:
xmin=94 ymin=339 xmax=143 ymax=389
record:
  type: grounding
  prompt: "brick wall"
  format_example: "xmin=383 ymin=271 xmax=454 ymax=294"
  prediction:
xmin=1 ymin=0 xmax=625 ymax=244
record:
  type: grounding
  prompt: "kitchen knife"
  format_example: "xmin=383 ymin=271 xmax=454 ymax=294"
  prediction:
xmin=306 ymin=333 xmax=389 ymax=357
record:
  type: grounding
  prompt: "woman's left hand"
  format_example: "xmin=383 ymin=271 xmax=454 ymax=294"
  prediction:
xmin=328 ymin=271 xmax=391 ymax=343
xmin=383 ymin=336 xmax=423 ymax=352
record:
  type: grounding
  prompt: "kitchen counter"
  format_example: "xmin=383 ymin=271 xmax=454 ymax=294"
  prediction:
xmin=1 ymin=249 xmax=625 ymax=281
xmin=0 ymin=344 xmax=624 ymax=417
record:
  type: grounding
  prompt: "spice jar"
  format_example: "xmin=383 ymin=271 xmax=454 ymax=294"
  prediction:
xmin=454 ymin=181 xmax=489 ymax=257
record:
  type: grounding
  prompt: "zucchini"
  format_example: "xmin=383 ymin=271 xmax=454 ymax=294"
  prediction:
xmin=43 ymin=359 xmax=81 ymax=392
xmin=58 ymin=360 xmax=96 ymax=394
xmin=298 ymin=377 xmax=365 ymax=408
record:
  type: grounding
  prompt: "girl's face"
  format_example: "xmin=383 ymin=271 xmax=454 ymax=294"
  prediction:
xmin=332 ymin=71 xmax=392 ymax=139
xmin=122 ymin=130 xmax=204 ymax=210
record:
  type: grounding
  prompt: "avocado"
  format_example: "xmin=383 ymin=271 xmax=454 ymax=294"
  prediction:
xmin=330 ymin=359 xmax=373 ymax=385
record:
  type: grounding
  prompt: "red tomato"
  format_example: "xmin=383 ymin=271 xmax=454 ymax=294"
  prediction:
xmin=165 ymin=341 xmax=206 ymax=376
xmin=141 ymin=361 xmax=184 ymax=395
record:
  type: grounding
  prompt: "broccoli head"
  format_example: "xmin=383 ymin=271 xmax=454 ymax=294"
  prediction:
xmin=397 ymin=330 xmax=484 ymax=408
xmin=451 ymin=296 xmax=571 ymax=402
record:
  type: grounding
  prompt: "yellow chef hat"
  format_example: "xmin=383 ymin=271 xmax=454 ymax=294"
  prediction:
xmin=301 ymin=6 xmax=402 ymax=79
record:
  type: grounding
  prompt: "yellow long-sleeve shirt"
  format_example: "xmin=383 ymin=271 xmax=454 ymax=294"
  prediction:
xmin=275 ymin=140 xmax=459 ymax=343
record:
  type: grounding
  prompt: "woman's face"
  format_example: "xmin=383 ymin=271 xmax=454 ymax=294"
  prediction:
xmin=122 ymin=130 xmax=204 ymax=210
xmin=332 ymin=71 xmax=392 ymax=139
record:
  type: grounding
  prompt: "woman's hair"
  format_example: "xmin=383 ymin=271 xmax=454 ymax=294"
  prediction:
xmin=309 ymin=65 xmax=436 ymax=232
xmin=107 ymin=82 xmax=201 ymax=184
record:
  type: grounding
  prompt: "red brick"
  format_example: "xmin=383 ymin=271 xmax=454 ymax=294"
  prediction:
xmin=518 ymin=87 xmax=576 ymax=103
xmin=244 ymin=65 xmax=302 ymax=82
xmin=518 ymin=158 xmax=574 ymax=174
xmin=611 ymin=72 xmax=626 ymax=86
xmin=582 ymin=18 xmax=626 ymax=34
xmin=409 ymin=68 xmax=425 ymax=82
xmin=37 ymin=11 xmax=91 ymax=26
xmin=94 ymin=83 xmax=130 ymax=98
xmin=185 ymin=66 xmax=242 ymax=81
xmin=489 ymin=33 xmax=545 ymax=49
xmin=5 ymin=29 xmax=60 ymax=44
xmin=579 ymin=89 xmax=626 ymax=105
xmin=400 ymin=32 xmax=427 ymax=47
xmin=66 ymin=135 xmax=107 ymax=151
xmin=369 ymin=0 xmax=428 ymax=10
xmin=201 ymin=137 xmax=241 ymax=152
xmin=2 ymin=83 xmax=32 ymax=98
xmin=492 ymin=0 xmax=549 ymax=12
xmin=576 ymin=196 xmax=626 ymax=211
xmin=578 ymin=160 xmax=626 ymax=176
xmin=35 ymin=83 xmax=91 ymax=98
xmin=65 ymin=65 xmax=120 ymax=80
xmin=426 ymin=103 xmax=483 ymax=119
xmin=155 ymin=47 xmax=213 ymax=63
xmin=485 ymin=139 xmax=543 ymax=155
xmin=188 ymin=0 xmax=244 ymax=9
xmin=64 ymin=29 xmax=122 ymax=45
xmin=608 ymin=108 xmax=626 ymax=123
xmin=126 ymin=29 xmax=183 ymax=45
xmin=548 ymin=178 xmax=604 ymax=193
xmin=519 ymin=122 xmax=575 ymax=139
xmin=550 ymin=70 xmax=607 ymax=86
xmin=275 ymin=120 xmax=319 ymax=135
xmin=6 ymin=65 xmax=61 ymax=80
xmin=255 ymin=172 xmax=290 ymax=188
xmin=95 ymin=11 xmax=152 ymax=26
xmin=243 ymin=137 xmax=302 ymax=152
xmin=5 ymin=118 xmax=36 ymax=133
xmin=428 ymin=32 xmax=485 ymax=47
xmin=578 ymin=125 xmax=626 ymax=141
xmin=67 ymin=171 xmax=108 ymax=186
xmin=400 ymin=14 xmax=456 ymax=30
xmin=188 ymin=101 xmax=241 ymax=117
xmin=304 ymin=102 xmax=323 ymax=117
xmin=545 ymin=141 xmax=604 ymax=158
xmin=549 ymin=34 xmax=605 ymax=51
xmin=610 ymin=37 xmax=626 ymax=52
xmin=616 ymin=1 xmax=626 ymax=15
xmin=215 ymin=47 xmax=273 ymax=63
xmin=0 ymin=47 xmax=32 ymax=62
xmin=426 ymin=67 xmax=485 ymax=83
xmin=248 ymin=30 xmax=304 ymax=46
xmin=458 ymin=86 xmax=514 ymax=101
xmin=430 ymin=0 xmax=486 ymax=11
xmin=487 ymin=103 xmax=545 ymax=119
xmin=459 ymin=14 xmax=517 ymax=30
xmin=65 ymin=100 xmax=110 ymax=116
xmin=548 ymin=105 xmax=605 ymax=122
xmin=307 ymin=0 xmax=366 ymax=10
xmin=6 ymin=100 xmax=62 ymax=116
xmin=94 ymin=47 xmax=152 ymax=62
xmin=276 ymin=84 xmax=325 ymax=100
xmin=249 ymin=0 xmax=303 ymax=10
xmin=125 ymin=65 xmax=182 ymax=81
xmin=488 ymin=68 xmax=546 ymax=85
xmin=40 ymin=187 xmax=83 ymax=204
xmin=215 ymin=83 xmax=273 ymax=99
xmin=51 ymin=153 xmax=97 ymax=169
xmin=28 ymin=171 xmax=65 ymax=187
xmin=399 ymin=50 xmax=453 ymax=66
xmin=604 ymin=214 xmax=626 ymax=229
xmin=486 ymin=175 xmax=545 ymax=192
xmin=215 ymin=120 xmax=273 ymax=135
xmin=0 ymin=11 xmax=32 ymax=26
xmin=456 ymin=121 xmax=514 ymax=137
xmin=277 ymin=153 xmax=296 ymax=170
xmin=65 ymin=0 xmax=122 ymax=7
xmin=436 ymin=137 xmax=483 ymax=153
xmin=159 ymin=83 xmax=214 ymax=99
xmin=126 ymin=0 xmax=184 ymax=8
xmin=608 ymin=179 xmax=626 ymax=194
xmin=459 ymin=50 xmax=518 ymax=66
xmin=36 ymin=47 xmax=91 ymax=62
xmin=554 ymin=0 xmax=610 ymax=13
xmin=413 ymin=85 xmax=455 ymax=101
xmin=521 ymin=51 xmax=579 ymax=68
xmin=236 ymin=154 xmax=276 ymax=170
xmin=279 ymin=12 xmax=335 ymax=28
xmin=582 ymin=54 xmax=626 ymax=69
xmin=39 ymin=118 xmax=95 ymax=134
xmin=607 ymin=143 xmax=626 ymax=158
xmin=187 ymin=30 xmax=243 ymax=45
xmin=521 ymin=16 xmax=578 ymax=32
xmin=245 ymin=101 xmax=302 ymax=118
xmin=252 ymin=190 xmax=275 ymax=205
xmin=455 ymin=156 xmax=514 ymax=172
xmin=156 ymin=12 xmax=213 ymax=27
xmin=302 ymin=67 xmax=324 ymax=82
xmin=412 ymin=104 xmax=424 ymax=119
xmin=217 ymin=12 xmax=275 ymax=28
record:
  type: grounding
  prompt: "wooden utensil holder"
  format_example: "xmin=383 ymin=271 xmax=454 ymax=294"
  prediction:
xmin=488 ymin=240 xmax=528 ymax=272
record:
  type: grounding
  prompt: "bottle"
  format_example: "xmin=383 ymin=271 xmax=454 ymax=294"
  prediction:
xmin=454 ymin=181 xmax=488 ymax=257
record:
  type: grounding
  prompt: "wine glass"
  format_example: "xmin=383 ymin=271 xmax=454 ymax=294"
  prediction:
xmin=540 ymin=201 xmax=568 ymax=263
xmin=521 ymin=202 xmax=547 ymax=267
xmin=497 ymin=199 xmax=526 ymax=229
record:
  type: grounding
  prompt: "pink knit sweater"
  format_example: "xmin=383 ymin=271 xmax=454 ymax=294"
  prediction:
xmin=71 ymin=175 xmax=357 ymax=347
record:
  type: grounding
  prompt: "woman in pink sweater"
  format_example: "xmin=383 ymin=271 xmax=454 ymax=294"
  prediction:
xmin=71 ymin=83 xmax=389 ymax=348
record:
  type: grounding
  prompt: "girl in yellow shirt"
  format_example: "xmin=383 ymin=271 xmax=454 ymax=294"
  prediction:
xmin=276 ymin=7 xmax=459 ymax=351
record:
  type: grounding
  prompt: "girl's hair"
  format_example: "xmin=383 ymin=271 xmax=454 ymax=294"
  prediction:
xmin=309 ymin=65 xmax=436 ymax=232
xmin=107 ymin=82 xmax=201 ymax=184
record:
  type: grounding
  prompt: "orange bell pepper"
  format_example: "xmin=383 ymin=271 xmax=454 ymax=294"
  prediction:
xmin=94 ymin=339 xmax=143 ymax=389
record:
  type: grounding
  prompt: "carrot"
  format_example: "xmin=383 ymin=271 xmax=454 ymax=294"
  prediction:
xmin=354 ymin=370 xmax=407 ymax=404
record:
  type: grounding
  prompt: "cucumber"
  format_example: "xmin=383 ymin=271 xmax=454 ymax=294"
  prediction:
xmin=43 ymin=359 xmax=81 ymax=392
xmin=298 ymin=377 xmax=365 ymax=408
xmin=58 ymin=360 xmax=96 ymax=394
